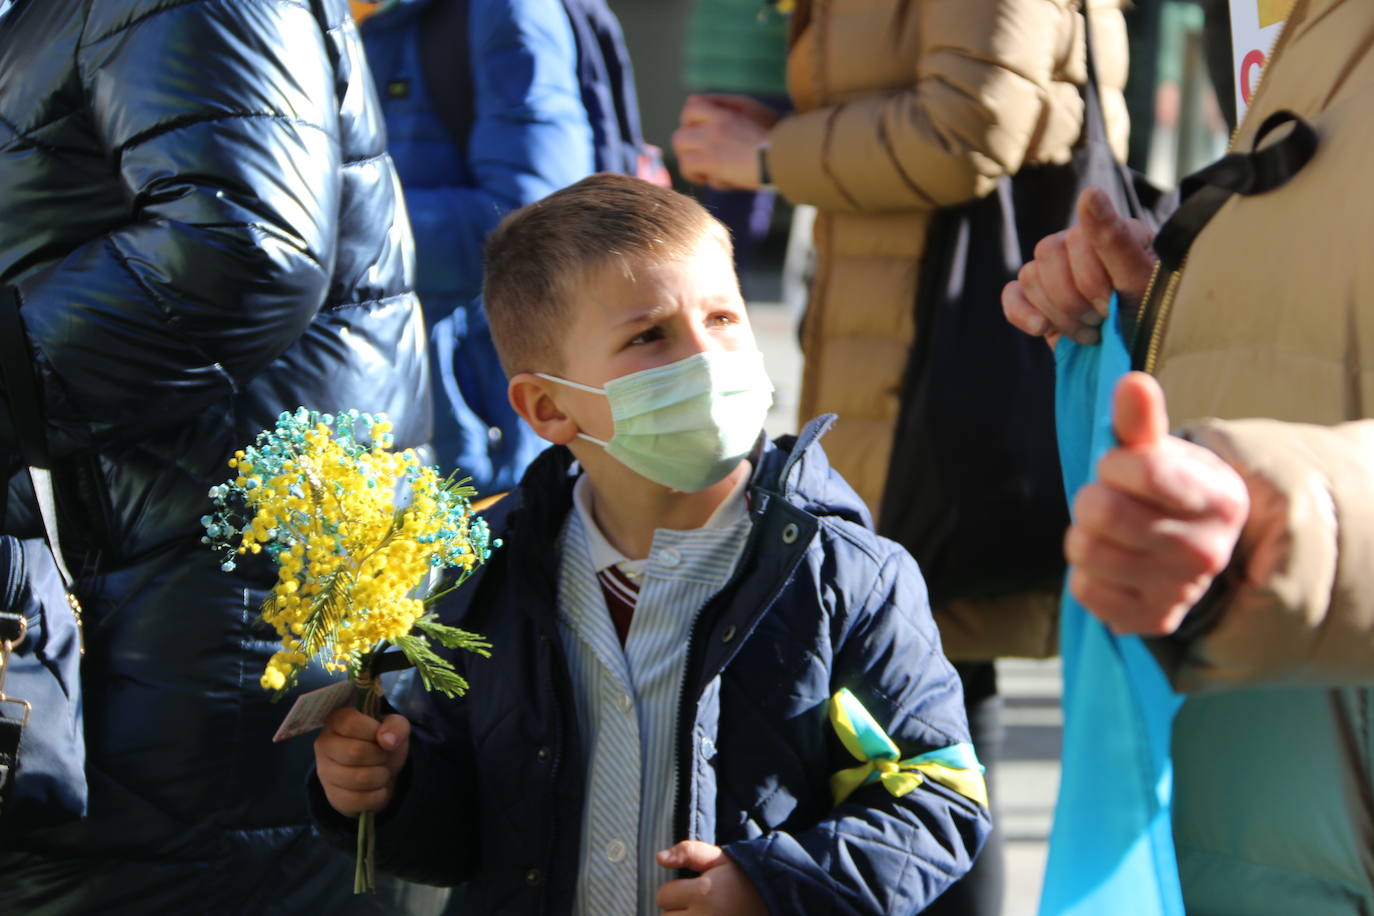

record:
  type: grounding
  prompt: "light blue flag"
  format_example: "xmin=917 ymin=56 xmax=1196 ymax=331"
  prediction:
xmin=1038 ymin=295 xmax=1186 ymax=916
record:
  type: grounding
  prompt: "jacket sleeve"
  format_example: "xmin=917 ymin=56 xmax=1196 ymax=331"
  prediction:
xmin=1159 ymin=418 xmax=1374 ymax=692
xmin=724 ymin=544 xmax=991 ymax=915
xmin=400 ymin=0 xmax=594 ymax=291
xmin=768 ymin=0 xmax=1123 ymax=213
xmin=6 ymin=0 xmax=344 ymax=457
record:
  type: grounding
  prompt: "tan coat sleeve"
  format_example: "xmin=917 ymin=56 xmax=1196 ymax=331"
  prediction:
xmin=768 ymin=0 xmax=1119 ymax=213
xmin=1163 ymin=418 xmax=1374 ymax=692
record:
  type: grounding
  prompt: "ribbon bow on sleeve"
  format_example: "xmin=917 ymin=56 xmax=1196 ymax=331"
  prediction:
xmin=828 ymin=688 xmax=988 ymax=808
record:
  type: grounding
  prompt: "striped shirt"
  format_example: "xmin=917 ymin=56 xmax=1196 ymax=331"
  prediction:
xmin=558 ymin=469 xmax=751 ymax=916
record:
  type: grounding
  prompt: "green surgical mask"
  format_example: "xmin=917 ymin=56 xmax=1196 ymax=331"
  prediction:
xmin=538 ymin=350 xmax=774 ymax=492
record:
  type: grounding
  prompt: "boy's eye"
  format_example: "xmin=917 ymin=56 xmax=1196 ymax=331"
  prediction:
xmin=628 ymin=325 xmax=664 ymax=346
xmin=706 ymin=312 xmax=738 ymax=329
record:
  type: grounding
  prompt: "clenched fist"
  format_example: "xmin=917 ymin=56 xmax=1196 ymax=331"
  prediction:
xmin=314 ymin=707 xmax=411 ymax=817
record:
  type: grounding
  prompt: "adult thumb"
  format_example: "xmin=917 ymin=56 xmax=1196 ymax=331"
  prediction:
xmin=1113 ymin=371 xmax=1170 ymax=449
xmin=657 ymin=840 xmax=727 ymax=873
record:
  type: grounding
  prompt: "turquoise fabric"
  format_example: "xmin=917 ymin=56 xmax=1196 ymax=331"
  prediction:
xmin=1039 ymin=296 xmax=1186 ymax=916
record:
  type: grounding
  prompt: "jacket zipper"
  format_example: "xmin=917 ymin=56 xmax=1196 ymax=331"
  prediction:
xmin=1137 ymin=0 xmax=1302 ymax=374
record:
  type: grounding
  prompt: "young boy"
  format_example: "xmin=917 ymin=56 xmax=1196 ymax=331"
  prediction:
xmin=311 ymin=174 xmax=989 ymax=914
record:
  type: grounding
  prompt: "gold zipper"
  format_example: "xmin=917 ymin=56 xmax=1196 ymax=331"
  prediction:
xmin=1139 ymin=0 xmax=1307 ymax=375
xmin=1142 ymin=267 xmax=1183 ymax=375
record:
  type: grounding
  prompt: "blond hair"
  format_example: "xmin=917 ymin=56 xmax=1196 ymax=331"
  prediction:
xmin=483 ymin=173 xmax=730 ymax=376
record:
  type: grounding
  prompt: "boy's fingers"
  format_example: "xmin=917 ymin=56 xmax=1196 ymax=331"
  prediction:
xmin=377 ymin=713 xmax=410 ymax=752
xmin=317 ymin=734 xmax=389 ymax=768
xmin=323 ymin=707 xmax=382 ymax=741
xmin=656 ymin=876 xmax=707 ymax=910
xmin=321 ymin=763 xmax=394 ymax=794
xmin=1112 ymin=372 xmax=1169 ymax=450
xmin=658 ymin=840 xmax=726 ymax=874
xmin=327 ymin=786 xmax=391 ymax=818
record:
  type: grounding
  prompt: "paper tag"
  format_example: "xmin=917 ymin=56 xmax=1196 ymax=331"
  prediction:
xmin=272 ymin=680 xmax=357 ymax=743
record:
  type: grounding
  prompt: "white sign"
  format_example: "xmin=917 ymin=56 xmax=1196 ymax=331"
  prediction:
xmin=1230 ymin=0 xmax=1295 ymax=121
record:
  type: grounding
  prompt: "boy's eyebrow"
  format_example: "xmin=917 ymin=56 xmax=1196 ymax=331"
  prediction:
xmin=613 ymin=302 xmax=676 ymax=328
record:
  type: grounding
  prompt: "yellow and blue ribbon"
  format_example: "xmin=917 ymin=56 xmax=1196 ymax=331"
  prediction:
xmin=828 ymin=688 xmax=988 ymax=809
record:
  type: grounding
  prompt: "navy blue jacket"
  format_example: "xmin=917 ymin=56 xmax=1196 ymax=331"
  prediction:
xmin=359 ymin=0 xmax=592 ymax=494
xmin=315 ymin=417 xmax=990 ymax=914
xmin=0 ymin=0 xmax=429 ymax=910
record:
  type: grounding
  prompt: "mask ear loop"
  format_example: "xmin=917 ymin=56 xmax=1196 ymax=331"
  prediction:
xmin=534 ymin=374 xmax=612 ymax=447
xmin=534 ymin=373 xmax=605 ymax=395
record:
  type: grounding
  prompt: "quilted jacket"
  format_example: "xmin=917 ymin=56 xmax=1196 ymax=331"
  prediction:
xmin=357 ymin=0 xmax=592 ymax=495
xmin=0 ymin=0 xmax=430 ymax=911
xmin=312 ymin=417 xmax=990 ymax=914
xmin=768 ymin=0 xmax=1128 ymax=660
xmin=1130 ymin=1 xmax=1374 ymax=910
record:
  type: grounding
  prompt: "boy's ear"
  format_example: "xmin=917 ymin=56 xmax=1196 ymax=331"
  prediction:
xmin=508 ymin=374 xmax=579 ymax=445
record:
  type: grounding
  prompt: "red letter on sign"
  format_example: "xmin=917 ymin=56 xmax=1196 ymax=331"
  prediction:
xmin=1241 ymin=49 xmax=1267 ymax=105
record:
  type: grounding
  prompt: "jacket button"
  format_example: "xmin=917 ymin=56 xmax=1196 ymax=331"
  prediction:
xmin=525 ymin=868 xmax=543 ymax=886
xmin=721 ymin=624 xmax=736 ymax=644
xmin=537 ymin=746 xmax=551 ymax=762
xmin=781 ymin=522 xmax=800 ymax=545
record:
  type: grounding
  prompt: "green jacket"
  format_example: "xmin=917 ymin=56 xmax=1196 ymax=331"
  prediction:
xmin=683 ymin=0 xmax=788 ymax=95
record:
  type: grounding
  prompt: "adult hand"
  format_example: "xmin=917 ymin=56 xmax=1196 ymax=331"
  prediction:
xmin=655 ymin=840 xmax=767 ymax=915
xmin=1065 ymin=372 xmax=1249 ymax=635
xmin=1002 ymin=186 xmax=1158 ymax=347
xmin=314 ymin=707 xmax=411 ymax=816
xmin=672 ymin=94 xmax=779 ymax=191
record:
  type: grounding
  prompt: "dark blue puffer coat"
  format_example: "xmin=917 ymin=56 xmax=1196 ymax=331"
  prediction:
xmin=0 ymin=0 xmax=430 ymax=911
xmin=312 ymin=417 xmax=991 ymax=914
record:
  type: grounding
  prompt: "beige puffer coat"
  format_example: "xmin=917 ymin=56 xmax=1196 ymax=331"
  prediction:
xmin=1122 ymin=2 xmax=1374 ymax=909
xmin=766 ymin=0 xmax=1128 ymax=657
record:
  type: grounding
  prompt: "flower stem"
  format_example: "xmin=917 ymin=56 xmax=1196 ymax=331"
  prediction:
xmin=352 ymin=661 xmax=383 ymax=894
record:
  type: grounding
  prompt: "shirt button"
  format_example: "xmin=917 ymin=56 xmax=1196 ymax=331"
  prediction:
xmin=605 ymin=839 xmax=627 ymax=863
xmin=657 ymin=547 xmax=681 ymax=567
xmin=525 ymin=868 xmax=543 ymax=886
xmin=536 ymin=746 xmax=551 ymax=762
xmin=615 ymin=691 xmax=633 ymax=713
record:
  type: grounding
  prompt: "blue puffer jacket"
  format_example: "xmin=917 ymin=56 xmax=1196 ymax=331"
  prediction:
xmin=359 ymin=0 xmax=593 ymax=494
xmin=0 ymin=0 xmax=429 ymax=911
xmin=313 ymin=417 xmax=990 ymax=914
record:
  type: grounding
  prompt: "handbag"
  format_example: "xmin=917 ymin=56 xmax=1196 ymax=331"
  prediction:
xmin=0 ymin=285 xmax=88 ymax=832
xmin=877 ymin=5 xmax=1174 ymax=607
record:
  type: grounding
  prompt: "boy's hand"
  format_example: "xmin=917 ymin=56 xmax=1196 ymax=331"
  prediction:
xmin=314 ymin=707 xmax=411 ymax=817
xmin=1002 ymin=186 xmax=1157 ymax=348
xmin=655 ymin=840 xmax=767 ymax=915
xmin=1065 ymin=373 xmax=1249 ymax=635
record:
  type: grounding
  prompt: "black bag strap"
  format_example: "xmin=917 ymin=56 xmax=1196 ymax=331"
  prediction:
xmin=417 ymin=0 xmax=474 ymax=154
xmin=1153 ymin=110 xmax=1317 ymax=271
xmin=1079 ymin=0 xmax=1153 ymax=221
xmin=0 ymin=288 xmax=76 ymax=592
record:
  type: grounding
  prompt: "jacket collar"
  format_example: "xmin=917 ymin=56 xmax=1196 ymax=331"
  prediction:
xmin=473 ymin=414 xmax=859 ymax=644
